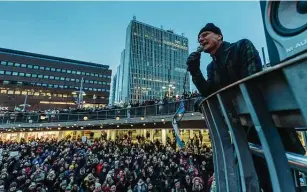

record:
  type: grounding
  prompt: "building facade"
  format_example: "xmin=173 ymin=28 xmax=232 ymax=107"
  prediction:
xmin=109 ymin=73 xmax=117 ymax=105
xmin=115 ymin=18 xmax=189 ymax=103
xmin=0 ymin=48 xmax=112 ymax=111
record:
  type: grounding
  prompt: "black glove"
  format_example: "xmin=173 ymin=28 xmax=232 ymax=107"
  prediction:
xmin=186 ymin=51 xmax=201 ymax=75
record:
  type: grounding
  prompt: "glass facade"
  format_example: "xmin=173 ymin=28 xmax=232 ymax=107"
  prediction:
xmin=116 ymin=19 xmax=189 ymax=103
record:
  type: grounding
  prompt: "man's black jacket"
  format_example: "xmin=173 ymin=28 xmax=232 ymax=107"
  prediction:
xmin=192 ymin=39 xmax=262 ymax=97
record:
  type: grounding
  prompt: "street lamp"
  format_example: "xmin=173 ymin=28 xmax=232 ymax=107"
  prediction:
xmin=161 ymin=86 xmax=166 ymax=99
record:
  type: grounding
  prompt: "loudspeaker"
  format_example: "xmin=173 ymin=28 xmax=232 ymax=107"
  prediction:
xmin=260 ymin=1 xmax=307 ymax=66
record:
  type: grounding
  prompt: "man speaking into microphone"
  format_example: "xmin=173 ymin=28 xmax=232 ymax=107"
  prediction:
xmin=186 ymin=23 xmax=262 ymax=95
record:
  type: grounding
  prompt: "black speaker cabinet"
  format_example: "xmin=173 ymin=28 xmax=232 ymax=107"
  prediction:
xmin=260 ymin=1 xmax=307 ymax=66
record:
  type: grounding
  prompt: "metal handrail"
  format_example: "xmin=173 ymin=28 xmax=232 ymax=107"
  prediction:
xmin=0 ymin=97 xmax=199 ymax=124
xmin=249 ymin=143 xmax=307 ymax=173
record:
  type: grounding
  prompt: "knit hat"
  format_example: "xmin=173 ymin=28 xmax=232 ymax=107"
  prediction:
xmin=198 ymin=23 xmax=223 ymax=39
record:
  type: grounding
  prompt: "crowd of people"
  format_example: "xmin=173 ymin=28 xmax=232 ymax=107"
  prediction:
xmin=0 ymin=133 xmax=215 ymax=192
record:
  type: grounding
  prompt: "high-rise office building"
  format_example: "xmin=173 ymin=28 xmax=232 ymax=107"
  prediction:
xmin=116 ymin=18 xmax=189 ymax=103
xmin=109 ymin=73 xmax=117 ymax=105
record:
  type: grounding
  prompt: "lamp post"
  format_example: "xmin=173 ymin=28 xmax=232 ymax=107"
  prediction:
xmin=168 ymin=84 xmax=176 ymax=98
xmin=161 ymin=86 xmax=166 ymax=99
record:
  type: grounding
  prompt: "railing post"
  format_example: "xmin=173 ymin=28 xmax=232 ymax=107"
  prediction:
xmin=240 ymin=82 xmax=296 ymax=192
xmin=217 ymin=93 xmax=259 ymax=192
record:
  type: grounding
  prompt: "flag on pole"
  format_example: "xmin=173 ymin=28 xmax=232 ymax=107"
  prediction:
xmin=172 ymin=99 xmax=186 ymax=148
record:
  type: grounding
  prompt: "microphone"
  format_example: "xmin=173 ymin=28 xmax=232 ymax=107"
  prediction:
xmin=196 ymin=45 xmax=204 ymax=53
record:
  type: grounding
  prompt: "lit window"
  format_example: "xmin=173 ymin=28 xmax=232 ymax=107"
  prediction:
xmin=95 ymin=74 xmax=98 ymax=77
xmin=64 ymin=85 xmax=68 ymax=88
xmin=39 ymin=66 xmax=45 ymax=70
xmin=21 ymin=64 xmax=27 ymax=68
xmin=67 ymin=70 xmax=71 ymax=73
xmin=62 ymin=69 xmax=66 ymax=73
xmin=71 ymin=78 xmax=75 ymax=81
xmin=26 ymin=73 xmax=31 ymax=77
xmin=38 ymin=75 xmax=43 ymax=78
xmin=1 ymin=61 xmax=7 ymax=65
xmin=15 ymin=63 xmax=20 ymax=67
xmin=51 ymin=68 xmax=56 ymax=71
xmin=98 ymin=82 xmax=102 ymax=85
xmin=34 ymin=92 xmax=40 ymax=96
xmin=99 ymin=74 xmax=102 ymax=77
xmin=42 ymin=84 xmax=47 ymax=87
xmin=45 ymin=67 xmax=50 ymax=71
xmin=98 ymin=89 xmax=101 ymax=91
xmin=81 ymin=72 xmax=85 ymax=75
xmin=93 ymin=88 xmax=97 ymax=91
xmin=7 ymin=62 xmax=14 ymax=66
xmin=72 ymin=71 xmax=76 ymax=74
xmin=32 ymin=74 xmax=38 ymax=78
xmin=5 ymin=71 xmax=12 ymax=75
xmin=48 ymin=84 xmax=53 ymax=88
xmin=15 ymin=91 xmax=21 ymax=95
xmin=27 ymin=65 xmax=33 ymax=68
xmin=36 ymin=83 xmax=41 ymax=86
xmin=0 ymin=90 xmax=7 ymax=94
xmin=34 ymin=66 xmax=39 ymax=69
xmin=60 ymin=77 xmax=65 ymax=80
xmin=56 ymin=69 xmax=61 ymax=72
xmin=76 ymin=79 xmax=80 ymax=82
xmin=86 ymin=72 xmax=90 ymax=76
xmin=77 ymin=71 xmax=81 ymax=75
xmin=3 ymin=81 xmax=10 ymax=85
xmin=50 ymin=76 xmax=54 ymax=80
xmin=90 ymin=73 xmax=94 ymax=76
xmin=54 ymin=85 xmax=59 ymax=88
xmin=89 ymin=88 xmax=93 ymax=91
xmin=12 ymin=72 xmax=18 ymax=76
xmin=0 ymin=70 xmax=4 ymax=75
xmin=55 ymin=77 xmax=59 ymax=80
xmin=21 ymin=91 xmax=27 ymax=95
xmin=44 ymin=75 xmax=49 ymax=79
xmin=94 ymin=81 xmax=97 ymax=84
xmin=65 ymin=78 xmax=70 ymax=81
xmin=63 ymin=94 xmax=68 ymax=98
xmin=8 ymin=90 xmax=14 ymax=94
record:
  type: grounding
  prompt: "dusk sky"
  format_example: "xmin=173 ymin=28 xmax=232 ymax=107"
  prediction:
xmin=0 ymin=1 xmax=268 ymax=91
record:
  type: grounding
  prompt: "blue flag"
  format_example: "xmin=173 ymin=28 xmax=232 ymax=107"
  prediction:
xmin=172 ymin=100 xmax=186 ymax=148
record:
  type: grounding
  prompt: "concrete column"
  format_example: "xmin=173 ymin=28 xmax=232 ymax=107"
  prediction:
xmin=16 ymin=133 xmax=21 ymax=142
xmin=58 ymin=131 xmax=64 ymax=141
xmin=162 ymin=129 xmax=167 ymax=146
xmin=111 ymin=130 xmax=116 ymax=141
xmin=107 ymin=130 xmax=111 ymax=140
xmin=24 ymin=132 xmax=29 ymax=142
xmin=190 ymin=130 xmax=194 ymax=139
xmin=150 ymin=130 xmax=154 ymax=142
xmin=143 ymin=129 xmax=147 ymax=138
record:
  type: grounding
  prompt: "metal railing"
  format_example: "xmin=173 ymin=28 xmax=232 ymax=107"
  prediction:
xmin=195 ymin=51 xmax=307 ymax=192
xmin=0 ymin=98 xmax=197 ymax=125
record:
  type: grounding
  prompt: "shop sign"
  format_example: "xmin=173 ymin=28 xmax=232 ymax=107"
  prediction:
xmin=0 ymin=107 xmax=8 ymax=111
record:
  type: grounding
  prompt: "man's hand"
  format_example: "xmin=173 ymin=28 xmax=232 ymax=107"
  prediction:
xmin=186 ymin=52 xmax=201 ymax=75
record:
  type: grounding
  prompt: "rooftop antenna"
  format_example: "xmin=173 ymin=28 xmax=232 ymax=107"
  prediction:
xmin=133 ymin=15 xmax=136 ymax=20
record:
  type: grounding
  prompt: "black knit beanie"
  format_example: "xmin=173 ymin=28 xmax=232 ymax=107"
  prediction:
xmin=198 ymin=23 xmax=223 ymax=39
